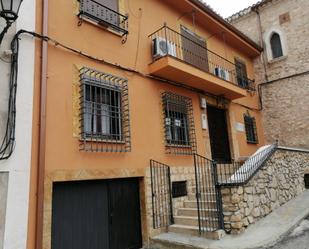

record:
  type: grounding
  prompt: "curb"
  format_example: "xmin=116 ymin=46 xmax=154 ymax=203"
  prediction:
xmin=149 ymin=191 xmax=309 ymax=249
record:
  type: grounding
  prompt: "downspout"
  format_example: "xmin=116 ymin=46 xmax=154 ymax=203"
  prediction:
xmin=35 ymin=0 xmax=48 ymax=247
xmin=252 ymin=7 xmax=268 ymax=110
xmin=253 ymin=7 xmax=268 ymax=82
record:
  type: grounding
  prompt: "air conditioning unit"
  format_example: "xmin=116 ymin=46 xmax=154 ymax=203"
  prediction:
xmin=152 ymin=37 xmax=177 ymax=59
xmin=214 ymin=67 xmax=230 ymax=81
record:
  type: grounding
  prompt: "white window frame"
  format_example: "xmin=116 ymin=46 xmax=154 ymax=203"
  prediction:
xmin=264 ymin=27 xmax=287 ymax=62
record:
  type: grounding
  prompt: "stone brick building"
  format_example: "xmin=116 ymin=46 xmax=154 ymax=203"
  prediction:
xmin=228 ymin=0 xmax=309 ymax=149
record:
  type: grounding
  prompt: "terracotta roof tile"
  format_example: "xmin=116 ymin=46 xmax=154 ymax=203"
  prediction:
xmin=226 ymin=0 xmax=275 ymax=22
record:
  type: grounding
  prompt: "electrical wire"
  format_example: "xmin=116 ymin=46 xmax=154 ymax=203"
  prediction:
xmin=0 ymin=31 xmax=18 ymax=159
xmin=0 ymin=29 xmax=260 ymax=159
xmin=123 ymin=7 xmax=142 ymax=77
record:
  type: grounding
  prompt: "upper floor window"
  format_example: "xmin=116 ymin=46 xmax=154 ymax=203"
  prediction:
xmin=270 ymin=33 xmax=283 ymax=59
xmin=235 ymin=59 xmax=248 ymax=88
xmin=180 ymin=26 xmax=209 ymax=72
xmin=79 ymin=0 xmax=128 ymax=35
xmin=79 ymin=67 xmax=131 ymax=152
xmin=162 ymin=92 xmax=196 ymax=155
xmin=244 ymin=114 xmax=258 ymax=144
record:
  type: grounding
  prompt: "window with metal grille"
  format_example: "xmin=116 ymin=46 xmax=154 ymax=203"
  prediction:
xmin=244 ymin=114 xmax=258 ymax=144
xmin=235 ymin=59 xmax=249 ymax=88
xmin=162 ymin=92 xmax=196 ymax=154
xmin=270 ymin=33 xmax=283 ymax=59
xmin=78 ymin=0 xmax=128 ymax=36
xmin=79 ymin=67 xmax=131 ymax=152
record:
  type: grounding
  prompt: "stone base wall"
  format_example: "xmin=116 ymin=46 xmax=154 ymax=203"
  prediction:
xmin=170 ymin=166 xmax=196 ymax=216
xmin=145 ymin=165 xmax=196 ymax=238
xmin=221 ymin=149 xmax=309 ymax=234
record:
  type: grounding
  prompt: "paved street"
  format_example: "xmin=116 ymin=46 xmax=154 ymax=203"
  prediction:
xmin=266 ymin=218 xmax=309 ymax=249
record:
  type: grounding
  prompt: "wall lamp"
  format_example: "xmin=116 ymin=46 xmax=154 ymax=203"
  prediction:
xmin=0 ymin=0 xmax=23 ymax=44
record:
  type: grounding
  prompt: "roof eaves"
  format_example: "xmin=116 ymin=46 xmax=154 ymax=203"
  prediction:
xmin=188 ymin=0 xmax=263 ymax=52
xmin=227 ymin=0 xmax=274 ymax=23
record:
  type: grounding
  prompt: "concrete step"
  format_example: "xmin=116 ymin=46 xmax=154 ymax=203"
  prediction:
xmin=184 ymin=200 xmax=217 ymax=209
xmin=168 ymin=224 xmax=225 ymax=240
xmin=177 ymin=207 xmax=218 ymax=217
xmin=174 ymin=215 xmax=218 ymax=227
xmin=189 ymin=186 xmax=216 ymax=193
xmin=188 ymin=193 xmax=217 ymax=201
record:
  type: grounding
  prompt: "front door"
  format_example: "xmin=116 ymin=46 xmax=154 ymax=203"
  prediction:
xmin=207 ymin=106 xmax=231 ymax=163
xmin=51 ymin=178 xmax=142 ymax=249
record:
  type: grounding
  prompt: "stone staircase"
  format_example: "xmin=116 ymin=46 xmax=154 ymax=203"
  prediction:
xmin=168 ymin=191 xmax=225 ymax=240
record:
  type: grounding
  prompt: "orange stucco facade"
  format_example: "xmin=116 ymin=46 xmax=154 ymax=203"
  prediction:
xmin=27 ymin=0 xmax=265 ymax=248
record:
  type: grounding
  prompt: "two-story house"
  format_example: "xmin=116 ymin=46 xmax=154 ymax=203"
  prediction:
xmin=25 ymin=0 xmax=266 ymax=248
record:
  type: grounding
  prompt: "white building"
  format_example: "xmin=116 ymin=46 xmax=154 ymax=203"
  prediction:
xmin=0 ymin=0 xmax=36 ymax=248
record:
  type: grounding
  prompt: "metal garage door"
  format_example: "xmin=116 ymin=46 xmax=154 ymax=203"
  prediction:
xmin=51 ymin=178 xmax=142 ymax=249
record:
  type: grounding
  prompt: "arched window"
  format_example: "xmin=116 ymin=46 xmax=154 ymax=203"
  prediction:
xmin=270 ymin=33 xmax=283 ymax=59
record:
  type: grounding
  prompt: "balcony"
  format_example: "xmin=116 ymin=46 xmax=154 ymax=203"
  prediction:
xmin=79 ymin=0 xmax=128 ymax=36
xmin=148 ymin=26 xmax=255 ymax=100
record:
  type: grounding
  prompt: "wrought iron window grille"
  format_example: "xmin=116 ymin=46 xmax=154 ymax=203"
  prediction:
xmin=162 ymin=92 xmax=197 ymax=155
xmin=78 ymin=0 xmax=128 ymax=36
xmin=244 ymin=113 xmax=258 ymax=144
xmin=235 ymin=58 xmax=253 ymax=90
xmin=79 ymin=67 xmax=131 ymax=152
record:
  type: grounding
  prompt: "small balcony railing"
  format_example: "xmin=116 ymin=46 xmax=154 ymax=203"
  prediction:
xmin=149 ymin=26 xmax=255 ymax=91
xmin=79 ymin=0 xmax=128 ymax=36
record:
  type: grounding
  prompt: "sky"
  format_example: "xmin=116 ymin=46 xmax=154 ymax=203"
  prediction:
xmin=202 ymin=0 xmax=260 ymax=18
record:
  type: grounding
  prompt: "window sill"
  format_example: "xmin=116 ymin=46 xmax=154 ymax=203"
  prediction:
xmin=247 ymin=141 xmax=259 ymax=145
xmin=166 ymin=144 xmax=192 ymax=148
xmin=80 ymin=137 xmax=126 ymax=144
xmin=78 ymin=16 xmax=126 ymax=38
xmin=268 ymin=55 xmax=288 ymax=64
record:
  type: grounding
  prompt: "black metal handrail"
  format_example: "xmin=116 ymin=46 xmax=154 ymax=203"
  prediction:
xmin=149 ymin=25 xmax=255 ymax=91
xmin=194 ymin=154 xmax=224 ymax=233
xmin=150 ymin=160 xmax=174 ymax=229
xmin=216 ymin=143 xmax=278 ymax=186
xmin=79 ymin=0 xmax=128 ymax=35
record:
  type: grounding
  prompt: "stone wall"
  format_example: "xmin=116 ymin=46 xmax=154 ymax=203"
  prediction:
xmin=221 ymin=149 xmax=309 ymax=234
xmin=145 ymin=165 xmax=196 ymax=238
xmin=229 ymin=0 xmax=309 ymax=149
xmin=261 ymin=75 xmax=309 ymax=148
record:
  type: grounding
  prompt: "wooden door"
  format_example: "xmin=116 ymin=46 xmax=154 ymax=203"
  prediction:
xmin=181 ymin=26 xmax=209 ymax=72
xmin=207 ymin=106 xmax=231 ymax=163
xmin=109 ymin=178 xmax=142 ymax=249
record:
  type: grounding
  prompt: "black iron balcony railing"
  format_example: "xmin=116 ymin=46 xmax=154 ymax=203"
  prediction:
xmin=79 ymin=0 xmax=128 ymax=36
xmin=149 ymin=26 xmax=255 ymax=91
